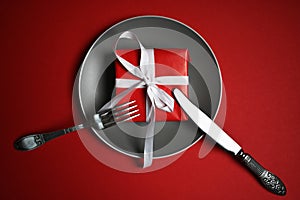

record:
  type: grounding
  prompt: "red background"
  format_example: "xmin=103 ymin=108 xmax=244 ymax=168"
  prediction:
xmin=1 ymin=1 xmax=299 ymax=199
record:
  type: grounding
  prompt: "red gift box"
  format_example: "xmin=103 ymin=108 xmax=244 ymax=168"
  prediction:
xmin=115 ymin=48 xmax=189 ymax=122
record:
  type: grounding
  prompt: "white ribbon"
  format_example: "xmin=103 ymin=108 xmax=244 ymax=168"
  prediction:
xmin=100 ymin=31 xmax=188 ymax=168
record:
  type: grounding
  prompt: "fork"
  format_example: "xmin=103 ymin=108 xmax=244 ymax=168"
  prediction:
xmin=14 ymin=100 xmax=140 ymax=151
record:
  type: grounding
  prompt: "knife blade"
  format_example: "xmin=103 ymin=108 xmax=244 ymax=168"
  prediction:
xmin=174 ymin=88 xmax=241 ymax=155
xmin=173 ymin=88 xmax=286 ymax=196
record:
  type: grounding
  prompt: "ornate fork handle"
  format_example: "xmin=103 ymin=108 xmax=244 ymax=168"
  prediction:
xmin=14 ymin=124 xmax=85 ymax=151
xmin=14 ymin=100 xmax=140 ymax=151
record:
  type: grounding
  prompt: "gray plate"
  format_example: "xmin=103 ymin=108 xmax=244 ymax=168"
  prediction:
xmin=74 ymin=16 xmax=222 ymax=159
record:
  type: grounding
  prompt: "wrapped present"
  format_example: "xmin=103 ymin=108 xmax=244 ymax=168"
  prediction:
xmin=100 ymin=31 xmax=190 ymax=168
xmin=115 ymin=48 xmax=189 ymax=122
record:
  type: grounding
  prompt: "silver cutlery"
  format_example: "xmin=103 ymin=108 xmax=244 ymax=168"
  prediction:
xmin=173 ymin=88 xmax=286 ymax=196
xmin=14 ymin=100 xmax=140 ymax=151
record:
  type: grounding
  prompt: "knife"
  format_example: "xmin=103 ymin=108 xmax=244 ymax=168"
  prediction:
xmin=173 ymin=88 xmax=286 ymax=196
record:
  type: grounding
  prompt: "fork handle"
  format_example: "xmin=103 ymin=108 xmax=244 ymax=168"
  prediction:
xmin=14 ymin=124 xmax=85 ymax=151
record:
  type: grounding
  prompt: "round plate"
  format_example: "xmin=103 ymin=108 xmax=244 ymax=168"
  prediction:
xmin=73 ymin=16 xmax=222 ymax=162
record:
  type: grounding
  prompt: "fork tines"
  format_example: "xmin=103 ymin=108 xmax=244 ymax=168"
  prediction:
xmin=95 ymin=100 xmax=140 ymax=129
xmin=113 ymin=100 xmax=140 ymax=122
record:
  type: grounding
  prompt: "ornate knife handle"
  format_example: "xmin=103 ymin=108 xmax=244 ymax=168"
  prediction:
xmin=236 ymin=150 xmax=286 ymax=195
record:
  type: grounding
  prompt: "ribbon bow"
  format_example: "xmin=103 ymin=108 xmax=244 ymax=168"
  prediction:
xmin=115 ymin=31 xmax=175 ymax=115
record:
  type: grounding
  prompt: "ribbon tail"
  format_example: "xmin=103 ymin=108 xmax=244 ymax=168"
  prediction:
xmin=143 ymin=136 xmax=154 ymax=168
xmin=148 ymin=85 xmax=175 ymax=113
xmin=143 ymin=97 xmax=155 ymax=168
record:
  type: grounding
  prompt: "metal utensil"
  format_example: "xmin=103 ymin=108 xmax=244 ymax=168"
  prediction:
xmin=14 ymin=100 xmax=140 ymax=151
xmin=173 ymin=89 xmax=286 ymax=196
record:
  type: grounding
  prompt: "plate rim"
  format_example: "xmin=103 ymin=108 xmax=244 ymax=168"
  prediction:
xmin=76 ymin=15 xmax=223 ymax=159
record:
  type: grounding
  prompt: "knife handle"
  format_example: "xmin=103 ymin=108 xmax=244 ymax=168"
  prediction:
xmin=236 ymin=150 xmax=286 ymax=196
